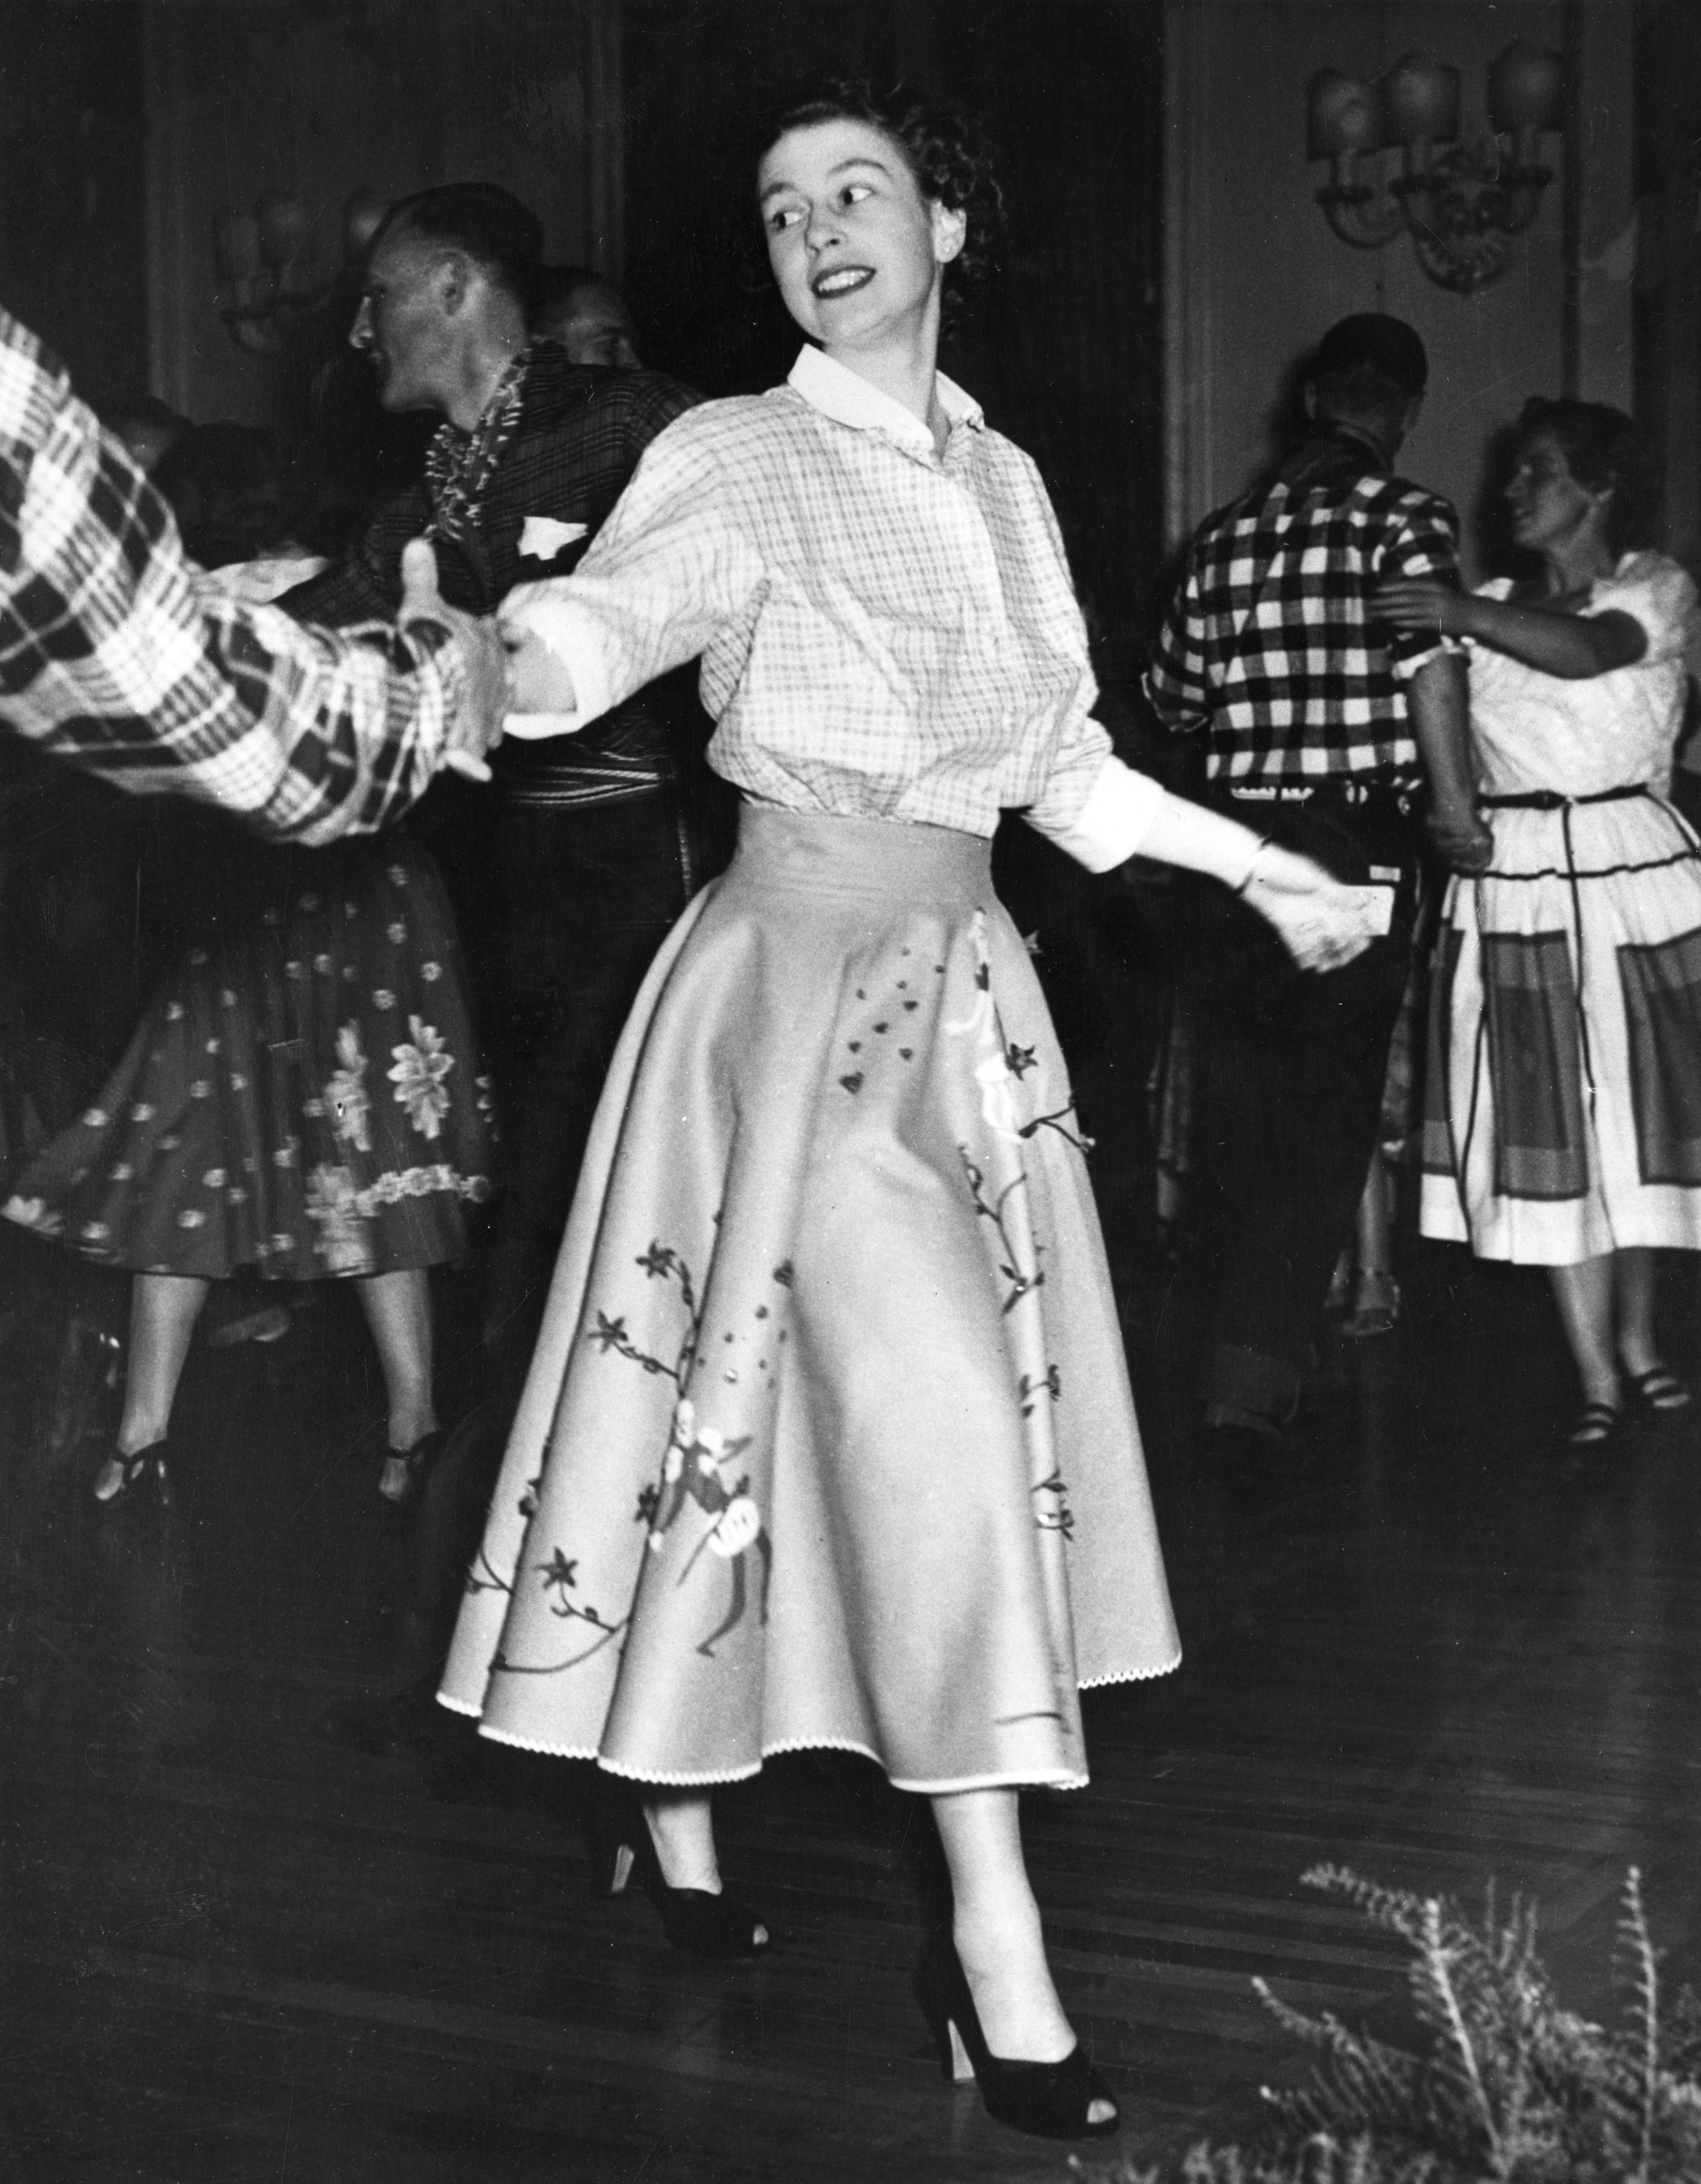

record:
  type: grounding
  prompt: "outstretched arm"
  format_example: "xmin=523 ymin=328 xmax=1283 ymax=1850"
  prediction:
xmin=1029 ymin=757 xmax=1382 ymax=974
xmin=1377 ymin=578 xmax=1646 ymax=679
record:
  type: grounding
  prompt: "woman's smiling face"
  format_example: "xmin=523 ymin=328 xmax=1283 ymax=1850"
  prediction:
xmin=757 ymin=117 xmax=964 ymax=354
xmin=1506 ymin=429 xmax=1607 ymax=556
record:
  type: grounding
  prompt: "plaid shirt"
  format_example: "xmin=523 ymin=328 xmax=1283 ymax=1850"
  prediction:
xmin=504 ymin=344 xmax=1118 ymax=844
xmin=1147 ymin=429 xmax=1460 ymax=781
xmin=0 ymin=309 xmax=470 ymax=843
xmin=287 ymin=345 xmax=700 ymax=784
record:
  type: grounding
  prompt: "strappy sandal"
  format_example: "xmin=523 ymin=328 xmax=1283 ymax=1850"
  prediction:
xmin=1622 ymin=1365 xmax=1692 ymax=1414
xmin=92 ymin=1437 xmax=170 ymax=1507
xmin=378 ymin=1427 xmax=445 ymax=1505
xmin=1564 ymin=1401 xmax=1623 ymax=1451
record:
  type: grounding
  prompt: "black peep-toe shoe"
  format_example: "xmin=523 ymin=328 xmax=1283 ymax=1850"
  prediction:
xmin=592 ymin=1792 xmax=771 ymax=1959
xmin=913 ymin=1928 xmax=1118 ymax=2141
xmin=93 ymin=1438 xmax=170 ymax=1508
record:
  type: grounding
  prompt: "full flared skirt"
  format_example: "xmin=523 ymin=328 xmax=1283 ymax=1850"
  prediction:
xmin=1420 ymin=794 xmax=1701 ymax=1263
xmin=2 ymin=838 xmax=494 ymax=1279
xmin=439 ymin=804 xmax=1179 ymax=1792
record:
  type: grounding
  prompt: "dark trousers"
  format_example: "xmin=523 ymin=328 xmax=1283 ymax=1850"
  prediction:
xmin=485 ymin=784 xmax=706 ymax=1393
xmin=1177 ymin=788 xmax=1421 ymax=1425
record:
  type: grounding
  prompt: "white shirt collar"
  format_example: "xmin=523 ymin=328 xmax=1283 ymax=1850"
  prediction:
xmin=786 ymin=344 xmax=983 ymax=456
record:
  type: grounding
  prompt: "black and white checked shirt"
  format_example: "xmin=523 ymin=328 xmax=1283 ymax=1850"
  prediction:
xmin=0 ymin=308 xmax=471 ymax=842
xmin=1147 ymin=429 xmax=1461 ymax=782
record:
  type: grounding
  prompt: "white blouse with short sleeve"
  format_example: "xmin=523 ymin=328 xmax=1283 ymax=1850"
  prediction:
xmin=504 ymin=345 xmax=1160 ymax=869
xmin=1465 ymin=551 xmax=1698 ymax=797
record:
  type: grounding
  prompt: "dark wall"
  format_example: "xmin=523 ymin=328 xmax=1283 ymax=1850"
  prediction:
xmin=621 ymin=0 xmax=1165 ymax=694
xmin=0 ymin=0 xmax=148 ymax=414
xmin=1635 ymin=0 xmax=1701 ymax=570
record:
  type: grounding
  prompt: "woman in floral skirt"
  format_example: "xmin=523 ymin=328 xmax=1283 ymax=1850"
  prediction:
xmin=5 ymin=671 xmax=492 ymax=1505
xmin=441 ymin=83 xmax=1377 ymax=2141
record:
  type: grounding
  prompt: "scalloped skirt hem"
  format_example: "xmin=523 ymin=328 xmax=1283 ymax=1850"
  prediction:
xmin=435 ymin=1648 xmax=1181 ymax=1792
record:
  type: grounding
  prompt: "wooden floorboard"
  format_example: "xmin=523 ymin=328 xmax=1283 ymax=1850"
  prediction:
xmin=5 ymin=1246 xmax=1701 ymax=2179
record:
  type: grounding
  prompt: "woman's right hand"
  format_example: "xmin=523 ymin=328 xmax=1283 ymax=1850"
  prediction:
xmin=1427 ymin=802 xmax=1495 ymax=873
xmin=1240 ymin=844 xmax=1381 ymax=973
xmin=502 ymin=624 xmax=579 ymax=717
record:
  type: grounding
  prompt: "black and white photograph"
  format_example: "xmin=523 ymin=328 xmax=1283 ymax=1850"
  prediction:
xmin=2 ymin=3 xmax=1698 ymax=2179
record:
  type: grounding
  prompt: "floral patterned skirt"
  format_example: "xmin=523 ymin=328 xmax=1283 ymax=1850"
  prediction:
xmin=439 ymin=804 xmax=1179 ymax=1793
xmin=3 ymin=835 xmax=494 ymax=1280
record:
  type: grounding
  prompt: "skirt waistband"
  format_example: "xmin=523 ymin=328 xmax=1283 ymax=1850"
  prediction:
xmin=726 ymin=803 xmax=993 ymax=905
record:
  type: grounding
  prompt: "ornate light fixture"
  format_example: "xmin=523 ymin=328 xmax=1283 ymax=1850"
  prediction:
xmin=1306 ymin=43 xmax=1564 ymax=295
xmin=212 ymin=190 xmax=334 ymax=354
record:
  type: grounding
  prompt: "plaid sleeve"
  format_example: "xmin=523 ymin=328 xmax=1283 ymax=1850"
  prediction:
xmin=1144 ymin=547 xmax=1213 ymax=730
xmin=193 ymin=593 xmax=462 ymax=843
xmin=0 ymin=311 xmax=458 ymax=841
xmin=1376 ymin=488 xmax=1462 ymax=681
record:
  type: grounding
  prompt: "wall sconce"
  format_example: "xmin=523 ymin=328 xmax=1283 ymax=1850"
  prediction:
xmin=213 ymin=190 xmax=334 ymax=354
xmin=1306 ymin=42 xmax=1563 ymax=294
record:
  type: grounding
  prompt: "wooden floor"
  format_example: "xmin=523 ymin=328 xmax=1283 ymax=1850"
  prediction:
xmin=6 ymin=1235 xmax=1701 ymax=2183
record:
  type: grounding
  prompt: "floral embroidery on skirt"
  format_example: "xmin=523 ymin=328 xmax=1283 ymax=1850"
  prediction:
xmin=3 ymin=836 xmax=493 ymax=1280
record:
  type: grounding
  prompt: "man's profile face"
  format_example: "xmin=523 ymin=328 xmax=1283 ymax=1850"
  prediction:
xmin=542 ymin=284 xmax=641 ymax=371
xmin=350 ymin=231 xmax=454 ymax=413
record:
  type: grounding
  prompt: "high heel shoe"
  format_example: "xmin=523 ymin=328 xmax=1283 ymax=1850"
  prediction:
xmin=592 ymin=1790 xmax=771 ymax=1958
xmin=93 ymin=1437 xmax=170 ymax=1508
xmin=913 ymin=1928 xmax=1117 ymax=2141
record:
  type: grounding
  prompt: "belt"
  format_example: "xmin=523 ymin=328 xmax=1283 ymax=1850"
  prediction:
xmin=1224 ymin=778 xmax=1418 ymax=808
xmin=500 ymin=764 xmax=667 ymax=809
xmin=1478 ymin=784 xmax=1650 ymax=810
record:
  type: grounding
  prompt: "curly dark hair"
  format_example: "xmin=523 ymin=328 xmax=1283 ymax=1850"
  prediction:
xmin=757 ymin=79 xmax=1006 ymax=298
xmin=1516 ymin=397 xmax=1660 ymax=556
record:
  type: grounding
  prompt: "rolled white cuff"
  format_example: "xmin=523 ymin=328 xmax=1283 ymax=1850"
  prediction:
xmin=500 ymin=592 xmax=616 ymax=741
xmin=1041 ymin=755 xmax=1167 ymax=872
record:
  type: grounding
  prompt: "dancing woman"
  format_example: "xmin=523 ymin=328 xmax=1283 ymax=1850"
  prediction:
xmin=441 ymin=83 xmax=1376 ymax=2140
xmin=1380 ymin=399 xmax=1701 ymax=1450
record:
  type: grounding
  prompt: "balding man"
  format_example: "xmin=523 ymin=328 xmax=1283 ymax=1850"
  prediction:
xmin=287 ymin=186 xmax=721 ymax=1401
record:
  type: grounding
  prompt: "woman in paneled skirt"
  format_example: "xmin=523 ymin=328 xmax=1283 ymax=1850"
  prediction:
xmin=1380 ymin=398 xmax=1701 ymax=1451
xmin=448 ymin=81 xmax=1380 ymax=2141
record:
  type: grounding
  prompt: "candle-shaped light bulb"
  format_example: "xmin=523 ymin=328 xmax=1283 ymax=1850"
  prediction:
xmin=1307 ymin=69 xmax=1381 ymax=160
xmin=1488 ymin=43 xmax=1564 ymax=135
xmin=1381 ymin=51 xmax=1461 ymax=146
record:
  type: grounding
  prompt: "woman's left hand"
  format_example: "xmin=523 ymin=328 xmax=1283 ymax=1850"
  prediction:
xmin=1241 ymin=845 xmax=1381 ymax=973
xmin=1374 ymin=578 xmax=1474 ymax=639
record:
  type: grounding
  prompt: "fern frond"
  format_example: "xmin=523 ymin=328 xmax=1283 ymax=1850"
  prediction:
xmin=1612 ymin=1865 xmax=1658 ymax=2182
xmin=1302 ymin=1865 xmax=1435 ymax=1949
